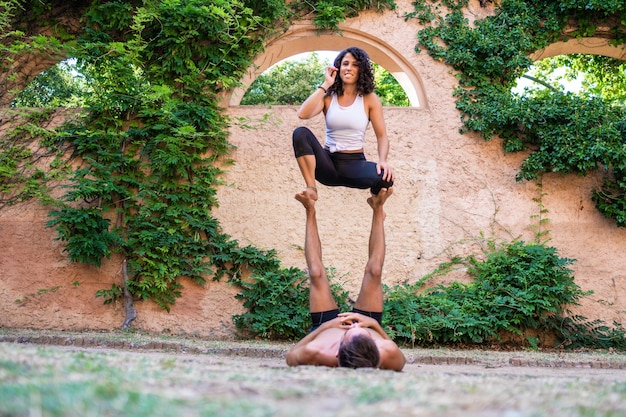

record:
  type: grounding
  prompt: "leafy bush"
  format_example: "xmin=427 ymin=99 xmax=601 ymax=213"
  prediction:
xmin=233 ymin=267 xmax=350 ymax=340
xmin=383 ymin=240 xmax=626 ymax=349
xmin=233 ymin=238 xmax=625 ymax=349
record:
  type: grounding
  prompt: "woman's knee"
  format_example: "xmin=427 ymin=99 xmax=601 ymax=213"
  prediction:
xmin=293 ymin=126 xmax=312 ymax=136
xmin=371 ymin=176 xmax=393 ymax=195
xmin=292 ymin=126 xmax=312 ymax=144
xmin=293 ymin=126 xmax=315 ymax=157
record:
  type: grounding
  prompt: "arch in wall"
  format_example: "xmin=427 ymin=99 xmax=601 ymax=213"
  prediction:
xmin=523 ymin=35 xmax=625 ymax=94
xmin=225 ymin=23 xmax=428 ymax=109
xmin=532 ymin=36 xmax=626 ymax=61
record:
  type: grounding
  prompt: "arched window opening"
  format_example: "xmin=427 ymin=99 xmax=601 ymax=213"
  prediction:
xmin=240 ymin=51 xmax=411 ymax=107
xmin=12 ymin=59 xmax=89 ymax=108
xmin=513 ymin=53 xmax=626 ymax=107
xmin=225 ymin=25 xmax=428 ymax=108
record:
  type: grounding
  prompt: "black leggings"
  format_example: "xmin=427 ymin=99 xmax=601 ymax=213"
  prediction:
xmin=309 ymin=308 xmax=383 ymax=332
xmin=292 ymin=126 xmax=393 ymax=194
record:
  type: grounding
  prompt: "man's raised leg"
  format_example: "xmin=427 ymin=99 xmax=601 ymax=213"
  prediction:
xmin=353 ymin=188 xmax=393 ymax=312
xmin=295 ymin=155 xmax=318 ymax=200
xmin=295 ymin=191 xmax=337 ymax=312
xmin=292 ymin=127 xmax=320 ymax=200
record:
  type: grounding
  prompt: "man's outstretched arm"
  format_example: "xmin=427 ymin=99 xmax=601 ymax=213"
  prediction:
xmin=285 ymin=327 xmax=324 ymax=366
xmin=377 ymin=340 xmax=406 ymax=371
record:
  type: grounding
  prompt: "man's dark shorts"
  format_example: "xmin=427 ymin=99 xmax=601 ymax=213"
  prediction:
xmin=310 ymin=308 xmax=383 ymax=332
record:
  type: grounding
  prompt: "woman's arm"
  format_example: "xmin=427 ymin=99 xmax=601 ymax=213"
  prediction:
xmin=297 ymin=66 xmax=337 ymax=119
xmin=366 ymin=93 xmax=394 ymax=183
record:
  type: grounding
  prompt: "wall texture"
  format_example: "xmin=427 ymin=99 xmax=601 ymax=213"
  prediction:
xmin=1 ymin=0 xmax=624 ymax=337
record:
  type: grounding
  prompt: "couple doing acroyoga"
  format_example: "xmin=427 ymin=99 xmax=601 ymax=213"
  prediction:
xmin=286 ymin=47 xmax=406 ymax=371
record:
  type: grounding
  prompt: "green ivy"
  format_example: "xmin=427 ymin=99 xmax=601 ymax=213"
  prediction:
xmin=412 ymin=0 xmax=626 ymax=225
xmin=2 ymin=0 xmax=625 ymax=348
xmin=0 ymin=108 xmax=70 ymax=208
xmin=0 ymin=0 xmax=287 ymax=315
xmin=291 ymin=0 xmax=396 ymax=31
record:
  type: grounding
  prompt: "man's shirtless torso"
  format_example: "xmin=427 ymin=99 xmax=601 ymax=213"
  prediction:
xmin=286 ymin=312 xmax=405 ymax=371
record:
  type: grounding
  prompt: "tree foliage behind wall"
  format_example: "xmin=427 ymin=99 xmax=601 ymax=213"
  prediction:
xmin=240 ymin=53 xmax=409 ymax=106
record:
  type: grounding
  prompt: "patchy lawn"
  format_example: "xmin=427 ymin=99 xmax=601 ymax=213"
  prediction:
xmin=0 ymin=329 xmax=625 ymax=417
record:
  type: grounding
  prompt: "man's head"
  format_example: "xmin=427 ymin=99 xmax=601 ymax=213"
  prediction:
xmin=337 ymin=327 xmax=380 ymax=368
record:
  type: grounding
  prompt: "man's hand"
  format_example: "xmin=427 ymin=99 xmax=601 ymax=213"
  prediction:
xmin=337 ymin=312 xmax=379 ymax=329
xmin=318 ymin=316 xmax=351 ymax=330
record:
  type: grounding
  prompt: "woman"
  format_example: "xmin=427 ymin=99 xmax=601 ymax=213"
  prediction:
xmin=292 ymin=47 xmax=394 ymax=201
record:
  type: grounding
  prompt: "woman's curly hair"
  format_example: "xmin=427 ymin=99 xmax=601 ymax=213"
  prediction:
xmin=327 ymin=47 xmax=375 ymax=97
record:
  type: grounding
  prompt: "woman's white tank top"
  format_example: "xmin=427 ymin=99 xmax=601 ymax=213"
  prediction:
xmin=324 ymin=94 xmax=369 ymax=153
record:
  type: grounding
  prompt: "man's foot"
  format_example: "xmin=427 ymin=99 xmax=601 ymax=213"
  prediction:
xmin=300 ymin=186 xmax=318 ymax=201
xmin=367 ymin=187 xmax=393 ymax=209
xmin=295 ymin=190 xmax=316 ymax=210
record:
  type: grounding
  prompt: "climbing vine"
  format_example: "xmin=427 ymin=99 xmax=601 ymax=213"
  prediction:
xmin=291 ymin=0 xmax=396 ymax=30
xmin=0 ymin=0 xmax=396 ymax=326
xmin=45 ymin=0 xmax=292 ymax=319
xmin=411 ymin=0 xmax=626 ymax=225
xmin=1 ymin=0 xmax=625 ymax=346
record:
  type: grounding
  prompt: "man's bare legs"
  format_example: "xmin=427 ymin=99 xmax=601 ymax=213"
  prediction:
xmin=353 ymin=187 xmax=392 ymax=312
xmin=295 ymin=191 xmax=337 ymax=312
xmin=296 ymin=155 xmax=318 ymax=200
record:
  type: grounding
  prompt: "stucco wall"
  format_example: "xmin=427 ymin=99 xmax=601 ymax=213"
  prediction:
xmin=1 ymin=0 xmax=624 ymax=336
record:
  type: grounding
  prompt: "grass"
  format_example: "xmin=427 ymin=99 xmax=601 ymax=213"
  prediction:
xmin=0 ymin=345 xmax=273 ymax=417
xmin=0 ymin=329 xmax=625 ymax=417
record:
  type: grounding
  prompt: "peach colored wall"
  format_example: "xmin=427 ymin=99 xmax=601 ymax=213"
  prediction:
xmin=1 ymin=0 xmax=624 ymax=336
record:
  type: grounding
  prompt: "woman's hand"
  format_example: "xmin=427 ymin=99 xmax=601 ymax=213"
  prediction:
xmin=376 ymin=161 xmax=394 ymax=183
xmin=323 ymin=66 xmax=338 ymax=88
xmin=297 ymin=66 xmax=337 ymax=119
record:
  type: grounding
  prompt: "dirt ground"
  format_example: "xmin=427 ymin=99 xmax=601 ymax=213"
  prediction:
xmin=1 ymin=328 xmax=625 ymax=417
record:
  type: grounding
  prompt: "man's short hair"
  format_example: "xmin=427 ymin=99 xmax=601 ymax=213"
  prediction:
xmin=338 ymin=334 xmax=380 ymax=368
